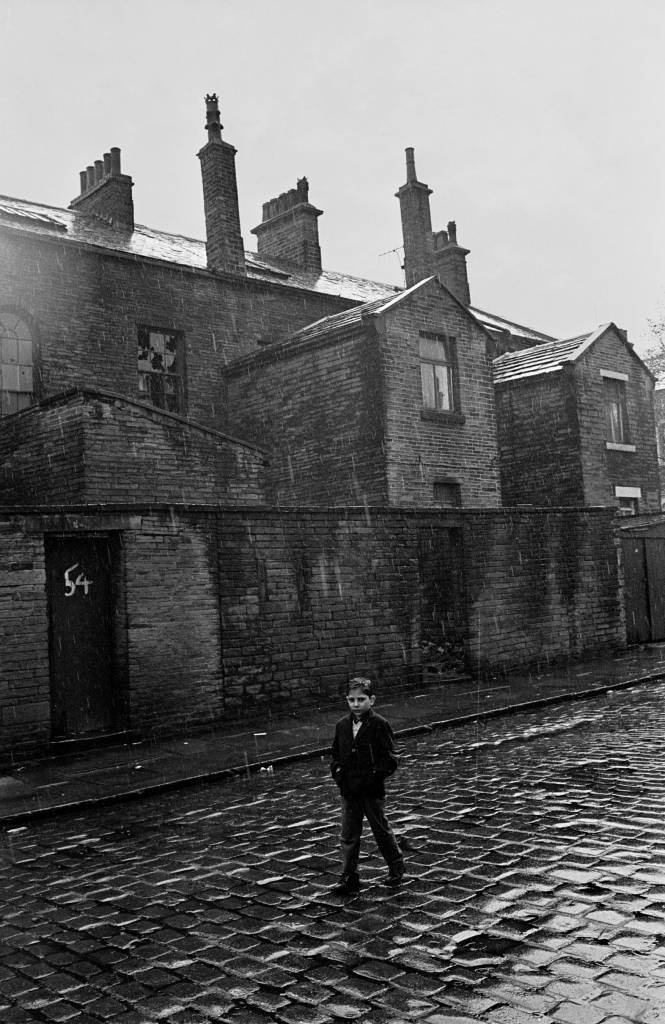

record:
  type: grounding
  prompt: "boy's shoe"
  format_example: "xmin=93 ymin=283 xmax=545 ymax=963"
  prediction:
xmin=383 ymin=858 xmax=405 ymax=887
xmin=331 ymin=872 xmax=360 ymax=895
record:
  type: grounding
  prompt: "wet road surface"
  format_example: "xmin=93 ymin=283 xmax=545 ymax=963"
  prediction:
xmin=2 ymin=683 xmax=665 ymax=1023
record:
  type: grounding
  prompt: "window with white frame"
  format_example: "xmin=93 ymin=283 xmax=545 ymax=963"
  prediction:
xmin=137 ymin=326 xmax=185 ymax=414
xmin=602 ymin=372 xmax=630 ymax=444
xmin=419 ymin=331 xmax=458 ymax=412
xmin=0 ymin=310 xmax=34 ymax=415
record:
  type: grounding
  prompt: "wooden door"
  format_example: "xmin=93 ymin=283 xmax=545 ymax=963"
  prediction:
xmin=46 ymin=535 xmax=119 ymax=738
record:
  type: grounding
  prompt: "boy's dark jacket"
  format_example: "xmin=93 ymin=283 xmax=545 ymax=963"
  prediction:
xmin=330 ymin=710 xmax=398 ymax=799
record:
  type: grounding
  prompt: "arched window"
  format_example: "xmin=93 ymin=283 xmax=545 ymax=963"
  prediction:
xmin=0 ymin=311 xmax=34 ymax=415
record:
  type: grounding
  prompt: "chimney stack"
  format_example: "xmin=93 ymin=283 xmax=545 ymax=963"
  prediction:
xmin=395 ymin=148 xmax=471 ymax=303
xmin=69 ymin=147 xmax=134 ymax=230
xmin=432 ymin=220 xmax=471 ymax=306
xmin=395 ymin=148 xmax=434 ymax=287
xmin=251 ymin=177 xmax=323 ymax=273
xmin=197 ymin=93 xmax=246 ymax=276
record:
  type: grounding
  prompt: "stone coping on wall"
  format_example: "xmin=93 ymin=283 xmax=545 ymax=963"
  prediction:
xmin=0 ymin=502 xmax=617 ymax=518
xmin=0 ymin=386 xmax=269 ymax=459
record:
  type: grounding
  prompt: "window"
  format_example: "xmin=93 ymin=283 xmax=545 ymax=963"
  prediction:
xmin=617 ymin=497 xmax=639 ymax=516
xmin=615 ymin=485 xmax=640 ymax=516
xmin=419 ymin=331 xmax=457 ymax=412
xmin=137 ymin=327 xmax=184 ymax=413
xmin=0 ymin=310 xmax=34 ymax=415
xmin=433 ymin=480 xmax=461 ymax=507
xmin=602 ymin=374 xmax=630 ymax=444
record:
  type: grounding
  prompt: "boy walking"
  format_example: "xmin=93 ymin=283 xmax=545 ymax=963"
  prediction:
xmin=329 ymin=676 xmax=405 ymax=895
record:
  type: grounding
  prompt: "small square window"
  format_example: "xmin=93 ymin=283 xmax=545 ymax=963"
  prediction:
xmin=617 ymin=496 xmax=639 ymax=516
xmin=433 ymin=480 xmax=461 ymax=507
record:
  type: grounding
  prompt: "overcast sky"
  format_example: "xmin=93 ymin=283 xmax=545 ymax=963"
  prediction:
xmin=1 ymin=0 xmax=663 ymax=352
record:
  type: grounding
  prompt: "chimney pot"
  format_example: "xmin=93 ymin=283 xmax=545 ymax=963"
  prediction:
xmin=405 ymin=147 xmax=417 ymax=183
xmin=204 ymin=93 xmax=223 ymax=143
xmin=447 ymin=220 xmax=457 ymax=244
xmin=70 ymin=148 xmax=134 ymax=229
xmin=251 ymin=177 xmax=323 ymax=272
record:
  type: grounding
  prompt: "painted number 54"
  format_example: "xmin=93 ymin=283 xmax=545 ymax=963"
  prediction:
xmin=64 ymin=563 xmax=93 ymax=598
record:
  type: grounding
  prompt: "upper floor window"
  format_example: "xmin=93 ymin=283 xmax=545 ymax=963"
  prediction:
xmin=419 ymin=331 xmax=458 ymax=412
xmin=0 ymin=310 xmax=34 ymax=415
xmin=138 ymin=326 xmax=184 ymax=414
xmin=602 ymin=372 xmax=630 ymax=444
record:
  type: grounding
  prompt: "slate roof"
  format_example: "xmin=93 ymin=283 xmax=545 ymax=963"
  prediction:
xmin=285 ymin=277 xmax=437 ymax=348
xmin=0 ymin=193 xmax=553 ymax=340
xmin=469 ymin=305 xmax=554 ymax=344
xmin=492 ymin=328 xmax=605 ymax=383
xmin=0 ymin=195 xmax=399 ymax=304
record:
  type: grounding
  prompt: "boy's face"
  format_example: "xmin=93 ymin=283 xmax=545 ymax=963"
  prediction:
xmin=346 ymin=688 xmax=375 ymax=717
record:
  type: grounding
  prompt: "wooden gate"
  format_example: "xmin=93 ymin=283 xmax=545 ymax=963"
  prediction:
xmin=418 ymin=526 xmax=467 ymax=677
xmin=621 ymin=534 xmax=665 ymax=645
xmin=46 ymin=534 xmax=121 ymax=738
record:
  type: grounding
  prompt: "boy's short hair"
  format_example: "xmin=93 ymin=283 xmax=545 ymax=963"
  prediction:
xmin=346 ymin=676 xmax=374 ymax=697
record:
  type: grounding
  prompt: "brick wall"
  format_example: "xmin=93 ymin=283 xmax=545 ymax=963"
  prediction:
xmin=654 ymin=386 xmax=665 ymax=506
xmin=225 ymin=281 xmax=502 ymax=508
xmin=0 ymin=521 xmax=50 ymax=759
xmin=0 ymin=230 xmax=358 ymax=433
xmin=380 ymin=285 xmax=501 ymax=506
xmin=0 ymin=504 xmax=622 ymax=764
xmin=494 ymin=331 xmax=660 ymax=512
xmin=225 ymin=328 xmax=388 ymax=504
xmin=462 ymin=507 xmax=623 ymax=671
xmin=0 ymin=390 xmax=267 ymax=505
xmin=575 ymin=330 xmax=660 ymax=511
xmin=495 ymin=369 xmax=585 ymax=506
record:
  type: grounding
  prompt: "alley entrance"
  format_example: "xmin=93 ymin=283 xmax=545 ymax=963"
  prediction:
xmin=46 ymin=534 xmax=122 ymax=739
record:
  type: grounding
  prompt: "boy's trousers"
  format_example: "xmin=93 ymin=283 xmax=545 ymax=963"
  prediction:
xmin=339 ymin=794 xmax=402 ymax=875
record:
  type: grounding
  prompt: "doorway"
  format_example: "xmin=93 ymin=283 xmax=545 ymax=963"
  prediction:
xmin=46 ymin=534 xmax=123 ymax=738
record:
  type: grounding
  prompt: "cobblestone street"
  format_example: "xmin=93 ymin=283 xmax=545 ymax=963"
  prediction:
xmin=3 ymin=683 xmax=665 ymax=1024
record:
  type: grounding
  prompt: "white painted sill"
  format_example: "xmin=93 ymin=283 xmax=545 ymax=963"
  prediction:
xmin=606 ymin=442 xmax=636 ymax=453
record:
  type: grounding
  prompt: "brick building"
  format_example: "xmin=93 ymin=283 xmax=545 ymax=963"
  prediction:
xmin=493 ymin=326 xmax=659 ymax=513
xmin=0 ymin=94 xmax=647 ymax=760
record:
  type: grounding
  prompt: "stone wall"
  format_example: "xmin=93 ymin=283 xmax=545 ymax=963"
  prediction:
xmin=494 ymin=329 xmax=660 ymax=511
xmin=379 ymin=286 xmax=501 ymax=506
xmin=225 ymin=280 xmax=502 ymax=508
xmin=0 ymin=230 xmax=357 ymax=432
xmin=575 ymin=330 xmax=660 ymax=510
xmin=0 ymin=504 xmax=622 ymax=765
xmin=0 ymin=390 xmax=267 ymax=506
xmin=495 ymin=369 xmax=584 ymax=506
xmin=225 ymin=328 xmax=388 ymax=505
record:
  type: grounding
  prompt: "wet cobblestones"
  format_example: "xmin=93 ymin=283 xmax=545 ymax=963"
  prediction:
xmin=2 ymin=684 xmax=665 ymax=1021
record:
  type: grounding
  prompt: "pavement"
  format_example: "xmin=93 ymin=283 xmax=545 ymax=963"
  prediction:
xmin=3 ymin=642 xmax=665 ymax=827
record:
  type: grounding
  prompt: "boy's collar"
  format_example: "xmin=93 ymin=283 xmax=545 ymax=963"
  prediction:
xmin=350 ymin=708 xmax=373 ymax=723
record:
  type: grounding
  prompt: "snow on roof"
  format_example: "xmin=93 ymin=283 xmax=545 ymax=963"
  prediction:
xmin=0 ymin=194 xmax=399 ymax=304
xmin=492 ymin=327 xmax=614 ymax=383
xmin=470 ymin=305 xmax=554 ymax=344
